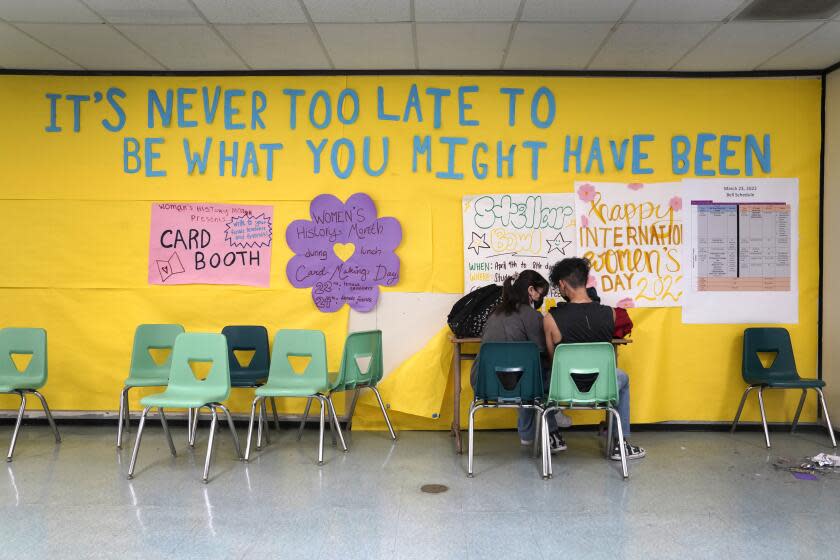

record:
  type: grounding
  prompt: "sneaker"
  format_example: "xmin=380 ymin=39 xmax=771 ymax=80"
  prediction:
xmin=549 ymin=431 xmax=567 ymax=454
xmin=520 ymin=438 xmax=534 ymax=446
xmin=554 ymin=410 xmax=573 ymax=429
xmin=610 ymin=441 xmax=646 ymax=460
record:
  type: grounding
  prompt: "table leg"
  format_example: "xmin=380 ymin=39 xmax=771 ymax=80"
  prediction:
xmin=451 ymin=342 xmax=463 ymax=454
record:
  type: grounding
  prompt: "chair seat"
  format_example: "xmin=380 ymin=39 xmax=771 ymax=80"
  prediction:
xmin=256 ymin=383 xmax=329 ymax=398
xmin=231 ymin=376 xmax=267 ymax=388
xmin=755 ymin=379 xmax=825 ymax=389
xmin=124 ymin=376 xmax=170 ymax=388
xmin=140 ymin=389 xmax=218 ymax=409
xmin=0 ymin=377 xmax=42 ymax=392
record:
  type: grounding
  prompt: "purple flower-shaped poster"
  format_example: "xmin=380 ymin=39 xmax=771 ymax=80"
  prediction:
xmin=286 ymin=193 xmax=402 ymax=313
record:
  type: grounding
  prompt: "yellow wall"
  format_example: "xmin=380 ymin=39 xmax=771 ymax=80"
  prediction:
xmin=0 ymin=75 xmax=822 ymax=427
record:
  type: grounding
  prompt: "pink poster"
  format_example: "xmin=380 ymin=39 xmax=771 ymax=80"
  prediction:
xmin=148 ymin=202 xmax=273 ymax=287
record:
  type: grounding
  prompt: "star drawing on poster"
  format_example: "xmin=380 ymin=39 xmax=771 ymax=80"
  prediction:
xmin=468 ymin=232 xmax=491 ymax=255
xmin=546 ymin=232 xmax=572 ymax=255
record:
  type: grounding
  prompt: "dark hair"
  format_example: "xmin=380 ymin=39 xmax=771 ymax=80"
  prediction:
xmin=549 ymin=257 xmax=590 ymax=289
xmin=496 ymin=270 xmax=549 ymax=315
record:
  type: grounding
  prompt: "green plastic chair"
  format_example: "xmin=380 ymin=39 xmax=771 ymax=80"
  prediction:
xmin=732 ymin=328 xmax=836 ymax=448
xmin=127 ymin=333 xmax=241 ymax=483
xmin=245 ymin=329 xmax=346 ymax=465
xmin=296 ymin=330 xmax=396 ymax=445
xmin=468 ymin=341 xmax=544 ymax=477
xmin=0 ymin=328 xmax=60 ymax=462
xmin=117 ymin=324 xmax=184 ymax=449
xmin=542 ymin=342 xmax=628 ymax=480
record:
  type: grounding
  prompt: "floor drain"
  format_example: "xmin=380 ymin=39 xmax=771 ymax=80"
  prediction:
xmin=420 ymin=484 xmax=449 ymax=494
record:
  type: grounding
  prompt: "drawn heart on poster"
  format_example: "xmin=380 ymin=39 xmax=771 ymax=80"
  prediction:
xmin=333 ymin=242 xmax=356 ymax=262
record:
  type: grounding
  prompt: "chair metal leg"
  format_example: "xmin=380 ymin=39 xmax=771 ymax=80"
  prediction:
xmin=244 ymin=397 xmax=260 ymax=462
xmin=116 ymin=386 xmax=130 ymax=449
xmin=606 ymin=410 xmax=614 ymax=458
xmin=532 ymin=406 xmax=542 ymax=459
xmin=260 ymin=399 xmax=271 ymax=445
xmin=202 ymin=407 xmax=219 ymax=483
xmin=217 ymin=403 xmax=243 ymax=459
xmin=158 ymin=408 xmax=176 ymax=456
xmin=467 ymin=402 xmax=478 ymax=477
xmin=757 ymin=386 xmax=771 ymax=448
xmin=370 ymin=386 xmax=397 ymax=440
xmin=256 ymin=398 xmax=265 ymax=451
xmin=540 ymin=408 xmax=551 ymax=479
xmin=610 ymin=407 xmax=629 ymax=479
xmin=317 ymin=396 xmax=326 ymax=465
xmin=345 ymin=388 xmax=361 ymax=431
xmin=731 ymin=385 xmax=755 ymax=433
xmin=815 ymin=388 xmax=838 ymax=448
xmin=32 ymin=390 xmax=60 ymax=444
xmin=127 ymin=406 xmax=152 ymax=479
xmin=270 ymin=397 xmax=280 ymax=431
xmin=189 ymin=408 xmax=200 ymax=447
xmin=327 ymin=399 xmax=338 ymax=447
xmin=326 ymin=396 xmax=348 ymax=452
xmin=6 ymin=391 xmax=26 ymax=462
xmin=297 ymin=397 xmax=313 ymax=441
xmin=187 ymin=408 xmax=194 ymax=446
xmin=791 ymin=389 xmax=808 ymax=433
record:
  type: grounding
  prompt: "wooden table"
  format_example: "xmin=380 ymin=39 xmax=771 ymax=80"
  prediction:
xmin=449 ymin=336 xmax=631 ymax=454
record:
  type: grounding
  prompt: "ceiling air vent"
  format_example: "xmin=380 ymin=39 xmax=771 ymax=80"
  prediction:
xmin=735 ymin=0 xmax=840 ymax=20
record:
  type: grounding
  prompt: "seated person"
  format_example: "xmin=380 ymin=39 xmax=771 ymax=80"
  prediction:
xmin=543 ymin=257 xmax=646 ymax=460
xmin=470 ymin=270 xmax=567 ymax=453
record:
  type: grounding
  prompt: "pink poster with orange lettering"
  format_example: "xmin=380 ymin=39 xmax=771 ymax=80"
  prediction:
xmin=148 ymin=202 xmax=273 ymax=287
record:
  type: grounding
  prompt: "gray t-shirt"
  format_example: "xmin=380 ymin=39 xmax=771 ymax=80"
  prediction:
xmin=470 ymin=304 xmax=546 ymax=386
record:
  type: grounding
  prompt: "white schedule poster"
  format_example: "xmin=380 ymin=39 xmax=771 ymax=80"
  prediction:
xmin=462 ymin=193 xmax=576 ymax=308
xmin=681 ymin=178 xmax=799 ymax=324
xmin=575 ymin=181 xmax=684 ymax=308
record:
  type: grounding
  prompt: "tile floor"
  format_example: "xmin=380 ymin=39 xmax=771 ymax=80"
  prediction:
xmin=0 ymin=420 xmax=837 ymax=559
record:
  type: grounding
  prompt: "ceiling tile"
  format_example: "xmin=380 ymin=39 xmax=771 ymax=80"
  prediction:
xmin=303 ymin=0 xmax=410 ymax=23
xmin=16 ymin=23 xmax=164 ymax=70
xmin=415 ymin=0 xmax=520 ymax=22
xmin=759 ymin=22 xmax=840 ymax=69
xmin=0 ymin=0 xmax=100 ymax=23
xmin=416 ymin=23 xmax=510 ymax=69
xmin=317 ymin=23 xmax=414 ymax=69
xmin=505 ymin=22 xmax=612 ymax=69
xmin=216 ymin=24 xmax=331 ymax=69
xmin=590 ymin=22 xmax=715 ymax=70
xmin=84 ymin=0 xmax=203 ymax=24
xmin=191 ymin=0 xmax=306 ymax=24
xmin=624 ymin=0 xmax=743 ymax=22
xmin=0 ymin=21 xmax=81 ymax=69
xmin=522 ymin=0 xmax=632 ymax=22
xmin=117 ymin=24 xmax=246 ymax=70
xmin=674 ymin=21 xmax=822 ymax=71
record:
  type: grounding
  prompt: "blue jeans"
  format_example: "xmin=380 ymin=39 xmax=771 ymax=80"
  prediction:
xmin=518 ymin=368 xmax=632 ymax=441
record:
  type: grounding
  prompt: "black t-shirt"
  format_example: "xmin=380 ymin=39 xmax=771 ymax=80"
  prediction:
xmin=548 ymin=302 xmax=614 ymax=344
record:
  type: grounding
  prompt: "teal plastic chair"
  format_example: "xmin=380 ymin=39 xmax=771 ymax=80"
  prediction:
xmin=542 ymin=342 xmax=628 ymax=480
xmin=127 ymin=333 xmax=241 ymax=483
xmin=245 ymin=330 xmax=345 ymax=465
xmin=0 ymin=328 xmax=60 ymax=462
xmin=468 ymin=341 xmax=544 ymax=477
xmin=296 ymin=330 xmax=396 ymax=445
xmin=117 ymin=324 xmax=184 ymax=449
xmin=732 ymin=328 xmax=836 ymax=448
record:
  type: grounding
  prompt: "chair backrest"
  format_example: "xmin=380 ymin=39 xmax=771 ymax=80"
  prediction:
xmin=267 ymin=330 xmax=329 ymax=389
xmin=167 ymin=333 xmax=231 ymax=403
xmin=473 ymin=342 xmax=543 ymax=403
xmin=548 ymin=342 xmax=618 ymax=407
xmin=129 ymin=324 xmax=185 ymax=379
xmin=221 ymin=325 xmax=270 ymax=386
xmin=334 ymin=330 xmax=383 ymax=390
xmin=742 ymin=327 xmax=799 ymax=383
xmin=0 ymin=328 xmax=47 ymax=386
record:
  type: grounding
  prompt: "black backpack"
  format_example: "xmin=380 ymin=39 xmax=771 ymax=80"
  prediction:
xmin=447 ymin=284 xmax=503 ymax=338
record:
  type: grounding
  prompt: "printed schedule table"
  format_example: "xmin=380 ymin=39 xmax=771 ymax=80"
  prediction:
xmin=694 ymin=201 xmax=791 ymax=292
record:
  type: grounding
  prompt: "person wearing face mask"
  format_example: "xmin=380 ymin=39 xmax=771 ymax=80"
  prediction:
xmin=544 ymin=257 xmax=646 ymax=460
xmin=470 ymin=270 xmax=568 ymax=454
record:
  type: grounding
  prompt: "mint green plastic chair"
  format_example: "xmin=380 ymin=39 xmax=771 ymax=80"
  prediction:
xmin=127 ymin=333 xmax=241 ymax=483
xmin=117 ymin=324 xmax=184 ymax=449
xmin=296 ymin=330 xmax=396 ymax=445
xmin=541 ymin=342 xmax=628 ymax=479
xmin=0 ymin=328 xmax=60 ymax=462
xmin=245 ymin=330 xmax=346 ymax=465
